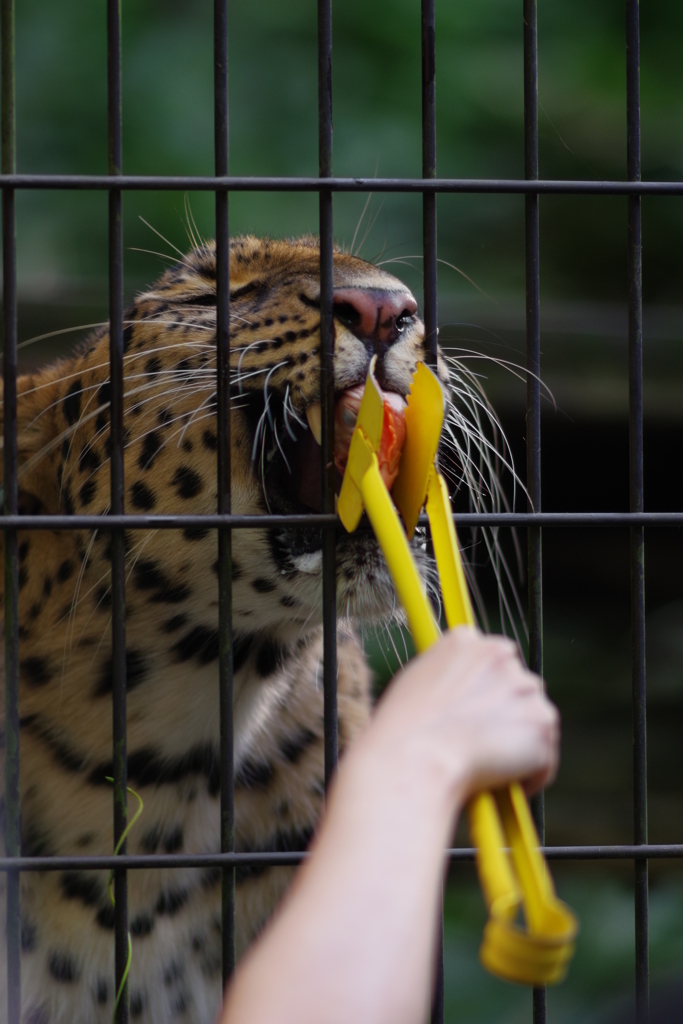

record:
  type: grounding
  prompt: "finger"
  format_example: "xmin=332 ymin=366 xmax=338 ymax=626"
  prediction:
xmin=521 ymin=768 xmax=551 ymax=797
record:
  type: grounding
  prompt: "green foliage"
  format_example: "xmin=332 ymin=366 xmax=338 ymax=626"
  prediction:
xmin=10 ymin=0 xmax=683 ymax=307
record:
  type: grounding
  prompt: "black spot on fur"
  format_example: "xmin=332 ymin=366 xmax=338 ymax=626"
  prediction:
xmin=145 ymin=356 xmax=162 ymax=376
xmin=97 ymin=380 xmax=111 ymax=411
xmin=280 ymin=594 xmax=299 ymax=608
xmin=236 ymin=826 xmax=314 ymax=883
xmin=63 ymin=379 xmax=82 ymax=426
xmin=232 ymin=561 xmax=243 ymax=581
xmin=172 ymin=626 xmax=219 ymax=665
xmin=130 ymin=914 xmax=154 ymax=938
xmin=133 ymin=558 xmax=165 ymax=590
xmin=21 ymin=819 xmax=53 ymax=857
xmin=61 ymin=871 xmax=103 ymax=907
xmin=133 ymin=558 xmax=190 ymax=604
xmin=171 ymin=992 xmax=190 ymax=1017
xmin=96 ymin=905 xmax=116 ymax=930
xmin=200 ymin=866 xmax=221 ymax=890
xmin=95 ymin=649 xmax=148 ymax=696
xmin=130 ymin=991 xmax=145 ymax=1018
xmin=21 ymin=919 xmax=37 ymax=952
xmin=48 ymin=951 xmax=79 ymax=983
xmin=79 ymin=443 xmax=100 ymax=474
xmin=19 ymin=565 xmax=28 ymax=590
xmin=95 ymin=584 xmax=111 ymax=608
xmin=255 ymin=639 xmax=284 ymax=678
xmin=130 ymin=480 xmax=156 ymax=510
xmin=230 ymin=279 xmax=264 ymax=301
xmin=140 ymin=824 xmax=163 ymax=852
xmin=57 ymin=559 xmax=74 ymax=582
xmin=123 ymin=325 xmax=134 ymax=352
xmin=164 ymin=825 xmax=183 ymax=853
xmin=43 ymin=575 xmax=52 ymax=597
xmin=19 ymin=541 xmax=29 ymax=561
xmin=89 ymin=743 xmax=220 ymax=795
xmin=279 ymin=728 xmax=317 ymax=765
xmin=139 ymin=430 xmax=163 ymax=469
xmin=20 ymin=715 xmax=85 ymax=775
xmin=79 ymin=479 xmax=96 ymax=506
xmin=232 ymin=633 xmax=254 ymax=673
xmin=180 ymin=290 xmax=217 ymax=307
xmin=156 ymin=888 xmax=189 ymax=916
xmin=252 ymin=577 xmax=276 ymax=593
xmin=163 ymin=960 xmax=184 ymax=986
xmin=234 ymin=758 xmax=274 ymax=791
xmin=172 ymin=466 xmax=203 ymax=499
xmin=183 ymin=526 xmax=209 ymax=541
xmin=158 ymin=408 xmax=172 ymax=426
xmin=162 ymin=614 xmax=188 ymax=630
xmin=162 ymin=613 xmax=188 ymax=633
xmin=96 ymin=978 xmax=109 ymax=1004
xmin=62 ymin=485 xmax=74 ymax=516
xmin=21 ymin=657 xmax=52 ymax=687
xmin=202 ymin=429 xmax=217 ymax=451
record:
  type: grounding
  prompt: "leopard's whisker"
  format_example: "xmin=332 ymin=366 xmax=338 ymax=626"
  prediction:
xmin=138 ymin=215 xmax=191 ymax=263
xmin=272 ymin=418 xmax=291 ymax=474
xmin=350 ymin=191 xmax=373 ymax=258
xmin=129 ymin=246 xmax=199 ymax=272
xmin=176 ymin=390 xmax=217 ymax=448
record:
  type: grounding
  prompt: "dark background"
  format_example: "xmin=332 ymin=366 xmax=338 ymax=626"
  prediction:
xmin=4 ymin=1 xmax=683 ymax=1021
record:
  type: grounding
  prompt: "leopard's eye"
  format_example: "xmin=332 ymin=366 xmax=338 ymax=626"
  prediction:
xmin=334 ymin=302 xmax=362 ymax=330
xmin=395 ymin=310 xmax=414 ymax=333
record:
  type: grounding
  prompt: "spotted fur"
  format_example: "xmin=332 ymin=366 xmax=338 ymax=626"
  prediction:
xmin=0 ymin=236 xmax=467 ymax=1024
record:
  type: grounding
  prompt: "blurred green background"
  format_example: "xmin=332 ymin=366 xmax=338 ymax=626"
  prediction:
xmin=6 ymin=0 xmax=683 ymax=1020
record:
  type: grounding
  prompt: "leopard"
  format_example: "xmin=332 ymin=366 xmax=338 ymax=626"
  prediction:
xmin=0 ymin=234 xmax=500 ymax=1024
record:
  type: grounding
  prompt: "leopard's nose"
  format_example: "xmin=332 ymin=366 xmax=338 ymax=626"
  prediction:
xmin=333 ymin=288 xmax=418 ymax=350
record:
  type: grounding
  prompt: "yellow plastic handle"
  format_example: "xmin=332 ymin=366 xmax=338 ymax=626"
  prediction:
xmin=353 ymin=438 xmax=441 ymax=652
xmin=337 ymin=358 xmax=577 ymax=985
xmin=423 ymin=467 xmax=578 ymax=985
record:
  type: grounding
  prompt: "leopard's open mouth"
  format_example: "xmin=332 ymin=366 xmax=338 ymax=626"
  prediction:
xmin=272 ymin=384 xmax=407 ymax=514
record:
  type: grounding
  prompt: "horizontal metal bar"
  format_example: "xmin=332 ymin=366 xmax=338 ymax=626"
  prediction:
xmin=0 ymin=853 xmax=308 ymax=871
xmin=2 ymin=844 xmax=683 ymax=873
xmin=0 ymin=174 xmax=682 ymax=195
xmin=1 ymin=512 xmax=682 ymax=531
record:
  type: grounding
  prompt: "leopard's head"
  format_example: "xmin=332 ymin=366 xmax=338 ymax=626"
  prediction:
xmin=3 ymin=236 xmax=461 ymax=660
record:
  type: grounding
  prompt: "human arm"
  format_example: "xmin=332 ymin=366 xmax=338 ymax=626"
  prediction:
xmin=221 ymin=627 xmax=559 ymax=1024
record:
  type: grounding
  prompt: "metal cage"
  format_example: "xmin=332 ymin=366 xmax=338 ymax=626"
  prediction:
xmin=2 ymin=2 xmax=682 ymax=1023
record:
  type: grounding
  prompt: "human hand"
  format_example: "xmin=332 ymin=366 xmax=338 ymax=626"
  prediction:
xmin=358 ymin=627 xmax=559 ymax=809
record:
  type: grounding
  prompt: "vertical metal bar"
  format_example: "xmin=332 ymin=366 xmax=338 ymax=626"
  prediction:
xmin=107 ymin=2 xmax=128 ymax=1022
xmin=421 ymin=0 xmax=437 ymax=368
xmin=523 ymin=1 xmax=545 ymax=1021
xmin=2 ymin=1 xmax=20 ymax=1021
xmin=421 ymin=6 xmax=443 ymax=1023
xmin=214 ymin=0 xmax=235 ymax=985
xmin=318 ymin=0 xmax=337 ymax=786
xmin=626 ymin=2 xmax=648 ymax=1021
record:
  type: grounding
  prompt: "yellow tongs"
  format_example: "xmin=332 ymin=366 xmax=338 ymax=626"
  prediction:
xmin=338 ymin=358 xmax=578 ymax=986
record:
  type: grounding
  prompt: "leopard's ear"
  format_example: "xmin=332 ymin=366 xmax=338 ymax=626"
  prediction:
xmin=0 ymin=365 xmax=66 ymax=513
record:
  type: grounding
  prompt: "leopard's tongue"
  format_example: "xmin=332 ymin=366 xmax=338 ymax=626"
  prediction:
xmin=304 ymin=384 xmax=407 ymax=494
